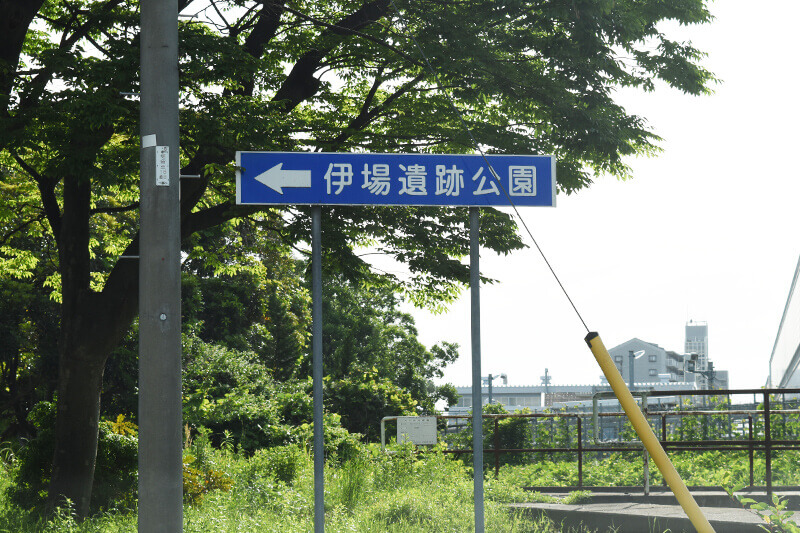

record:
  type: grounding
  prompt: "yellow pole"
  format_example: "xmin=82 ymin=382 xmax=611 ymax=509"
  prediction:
xmin=585 ymin=332 xmax=715 ymax=533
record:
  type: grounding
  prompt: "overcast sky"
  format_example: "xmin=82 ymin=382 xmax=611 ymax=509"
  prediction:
xmin=404 ymin=0 xmax=800 ymax=390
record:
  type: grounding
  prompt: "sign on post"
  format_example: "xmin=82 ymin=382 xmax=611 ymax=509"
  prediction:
xmin=236 ymin=152 xmax=555 ymax=207
xmin=397 ymin=416 xmax=438 ymax=446
xmin=235 ymin=150 xmax=556 ymax=533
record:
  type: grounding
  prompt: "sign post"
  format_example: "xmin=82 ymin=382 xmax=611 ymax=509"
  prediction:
xmin=237 ymin=150 xmax=555 ymax=533
xmin=469 ymin=206 xmax=484 ymax=532
xmin=311 ymin=206 xmax=324 ymax=532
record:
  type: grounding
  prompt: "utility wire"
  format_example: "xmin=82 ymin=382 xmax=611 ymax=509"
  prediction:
xmin=388 ymin=0 xmax=590 ymax=333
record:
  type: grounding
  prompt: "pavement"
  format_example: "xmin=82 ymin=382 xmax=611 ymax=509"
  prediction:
xmin=510 ymin=488 xmax=800 ymax=532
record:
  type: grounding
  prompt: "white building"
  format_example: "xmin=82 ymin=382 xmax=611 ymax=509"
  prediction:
xmin=605 ymin=338 xmax=693 ymax=386
xmin=449 ymin=381 xmax=699 ymax=418
xmin=686 ymin=321 xmax=710 ymax=388
xmin=768 ymin=255 xmax=800 ymax=388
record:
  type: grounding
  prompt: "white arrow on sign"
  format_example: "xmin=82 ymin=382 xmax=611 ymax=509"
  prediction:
xmin=254 ymin=163 xmax=312 ymax=194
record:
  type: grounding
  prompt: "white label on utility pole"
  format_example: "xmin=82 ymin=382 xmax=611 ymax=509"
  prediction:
xmin=397 ymin=416 xmax=437 ymax=445
xmin=142 ymin=134 xmax=156 ymax=148
xmin=156 ymin=146 xmax=169 ymax=186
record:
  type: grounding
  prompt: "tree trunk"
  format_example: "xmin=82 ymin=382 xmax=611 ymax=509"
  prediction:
xmin=47 ymin=345 xmax=105 ymax=517
xmin=46 ymin=169 xmax=139 ymax=517
xmin=46 ymin=270 xmax=138 ymax=518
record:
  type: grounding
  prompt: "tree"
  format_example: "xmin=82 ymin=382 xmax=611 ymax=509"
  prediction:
xmin=324 ymin=369 xmax=418 ymax=441
xmin=181 ymin=223 xmax=312 ymax=381
xmin=0 ymin=278 xmax=59 ymax=439
xmin=0 ymin=0 xmax=714 ymax=517
xmin=321 ymin=273 xmax=458 ymax=414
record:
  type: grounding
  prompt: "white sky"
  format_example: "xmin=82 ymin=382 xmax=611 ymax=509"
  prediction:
xmin=406 ymin=0 xmax=800 ymax=390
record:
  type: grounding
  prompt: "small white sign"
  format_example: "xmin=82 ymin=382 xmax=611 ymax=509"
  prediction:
xmin=156 ymin=146 xmax=170 ymax=186
xmin=397 ymin=416 xmax=437 ymax=445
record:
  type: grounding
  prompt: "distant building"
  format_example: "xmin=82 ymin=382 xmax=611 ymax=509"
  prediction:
xmin=448 ymin=324 xmax=732 ymax=418
xmin=449 ymin=380 xmax=697 ymax=417
xmin=605 ymin=338 xmax=694 ymax=387
xmin=768 ymin=255 xmax=800 ymax=388
xmin=709 ymin=370 xmax=729 ymax=390
xmin=686 ymin=321 xmax=710 ymax=388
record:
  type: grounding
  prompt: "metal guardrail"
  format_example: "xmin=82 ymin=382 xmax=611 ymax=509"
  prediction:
xmin=383 ymin=388 xmax=800 ymax=498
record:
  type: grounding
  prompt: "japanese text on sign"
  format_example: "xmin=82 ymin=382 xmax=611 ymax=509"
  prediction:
xmin=322 ymin=162 xmax=534 ymax=198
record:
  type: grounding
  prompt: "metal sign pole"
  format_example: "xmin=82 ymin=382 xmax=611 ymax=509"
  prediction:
xmin=312 ymin=206 xmax=325 ymax=532
xmin=469 ymin=207 xmax=485 ymax=533
xmin=138 ymin=0 xmax=182 ymax=531
xmin=234 ymin=152 xmax=555 ymax=533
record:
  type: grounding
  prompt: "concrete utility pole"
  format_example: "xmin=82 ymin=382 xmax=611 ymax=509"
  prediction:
xmin=138 ymin=0 xmax=182 ymax=531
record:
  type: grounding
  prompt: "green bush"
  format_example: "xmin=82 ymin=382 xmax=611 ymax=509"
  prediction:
xmin=446 ymin=403 xmax=534 ymax=468
xmin=324 ymin=370 xmax=418 ymax=442
xmin=242 ymin=444 xmax=309 ymax=486
xmin=182 ymin=427 xmax=234 ymax=505
xmin=7 ymin=402 xmax=138 ymax=514
xmin=183 ymin=336 xmax=284 ymax=453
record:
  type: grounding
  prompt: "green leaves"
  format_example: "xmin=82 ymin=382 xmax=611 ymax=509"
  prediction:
xmin=731 ymin=492 xmax=800 ymax=532
xmin=320 ymin=273 xmax=459 ymax=413
xmin=1 ymin=0 xmax=717 ymax=314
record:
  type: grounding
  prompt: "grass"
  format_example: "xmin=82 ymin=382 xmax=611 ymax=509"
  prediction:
xmin=5 ymin=443 xmax=795 ymax=532
xmin=0 ymin=444 xmax=616 ymax=533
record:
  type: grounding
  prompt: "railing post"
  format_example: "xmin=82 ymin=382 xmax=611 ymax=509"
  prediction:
xmin=494 ymin=417 xmax=500 ymax=479
xmin=765 ymin=392 xmax=772 ymax=499
xmin=748 ymin=415 xmax=754 ymax=488
xmin=728 ymin=393 xmax=733 ymax=439
xmin=661 ymin=414 xmax=668 ymax=487
xmin=577 ymin=416 xmax=583 ymax=488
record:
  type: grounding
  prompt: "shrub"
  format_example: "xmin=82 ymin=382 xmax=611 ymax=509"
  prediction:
xmin=324 ymin=370 xmax=418 ymax=441
xmin=446 ymin=403 xmax=534 ymax=468
xmin=244 ymin=444 xmax=309 ymax=486
xmin=183 ymin=456 xmax=233 ymax=505
xmin=7 ymin=402 xmax=138 ymax=513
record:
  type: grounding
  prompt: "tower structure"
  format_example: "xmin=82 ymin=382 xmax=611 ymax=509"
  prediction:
xmin=685 ymin=320 xmax=709 ymax=388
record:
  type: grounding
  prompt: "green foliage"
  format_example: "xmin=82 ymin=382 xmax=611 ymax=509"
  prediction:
xmin=108 ymin=414 xmax=136 ymax=437
xmin=8 ymin=443 xmax=800 ymax=532
xmin=332 ymin=455 xmax=371 ymax=514
xmin=182 ymin=456 xmax=233 ymax=506
xmin=181 ymin=257 xmax=311 ymax=381
xmin=446 ymin=403 xmax=535 ymax=469
xmin=182 ymin=335 xmax=282 ymax=453
xmin=241 ymin=444 xmax=310 ymax=487
xmin=728 ymin=486 xmax=800 ymax=533
xmin=182 ymin=427 xmax=235 ymax=506
xmin=7 ymin=402 xmax=138 ymax=514
xmin=324 ymin=370 xmax=418 ymax=441
xmin=182 ymin=334 xmax=366 ymax=457
xmin=0 ymin=276 xmax=59 ymax=438
xmin=321 ymin=274 xmax=459 ymax=415
xmin=497 ymin=446 xmax=792 ymax=491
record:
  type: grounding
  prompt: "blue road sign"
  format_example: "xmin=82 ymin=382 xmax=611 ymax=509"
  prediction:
xmin=236 ymin=152 xmax=555 ymax=207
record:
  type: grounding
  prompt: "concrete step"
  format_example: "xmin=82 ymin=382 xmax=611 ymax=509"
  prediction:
xmin=512 ymin=501 xmax=769 ymax=533
xmin=527 ymin=487 xmax=800 ymax=509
